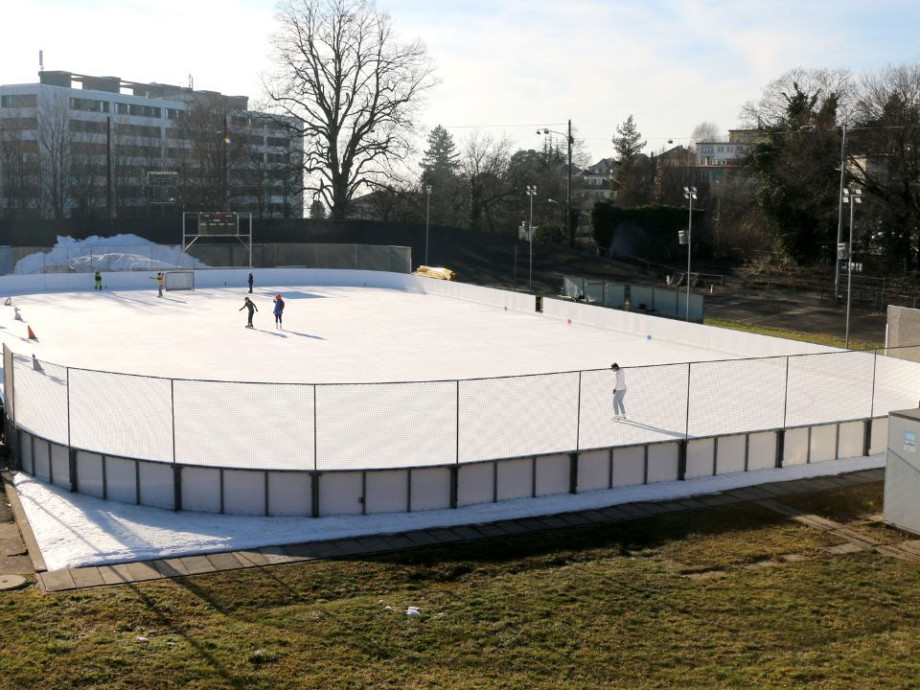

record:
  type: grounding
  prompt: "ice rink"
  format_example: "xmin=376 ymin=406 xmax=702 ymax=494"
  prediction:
xmin=0 ymin=279 xmax=906 ymax=571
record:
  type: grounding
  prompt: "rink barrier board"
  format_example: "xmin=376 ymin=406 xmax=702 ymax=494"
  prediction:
xmin=14 ymin=418 xmax=884 ymax=518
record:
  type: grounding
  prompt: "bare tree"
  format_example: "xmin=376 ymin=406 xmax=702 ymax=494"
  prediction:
xmin=458 ymin=133 xmax=512 ymax=233
xmin=265 ymin=0 xmax=437 ymax=220
xmin=740 ymin=67 xmax=856 ymax=129
xmin=691 ymin=121 xmax=721 ymax=145
xmin=38 ymin=92 xmax=75 ymax=220
xmin=0 ymin=113 xmax=40 ymax=219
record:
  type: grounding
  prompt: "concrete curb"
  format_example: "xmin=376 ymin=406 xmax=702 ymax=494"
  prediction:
xmin=2 ymin=469 xmax=46 ymax=574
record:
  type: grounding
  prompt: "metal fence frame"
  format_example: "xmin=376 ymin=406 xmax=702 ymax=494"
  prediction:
xmin=7 ymin=344 xmax=919 ymax=474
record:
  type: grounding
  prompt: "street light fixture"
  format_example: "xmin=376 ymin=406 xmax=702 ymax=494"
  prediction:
xmin=681 ymin=186 xmax=698 ymax=321
xmin=424 ymin=184 xmax=432 ymax=265
xmin=842 ymin=185 xmax=862 ymax=348
xmin=537 ymin=120 xmax=574 ymax=247
xmin=526 ymin=184 xmax=537 ymax=289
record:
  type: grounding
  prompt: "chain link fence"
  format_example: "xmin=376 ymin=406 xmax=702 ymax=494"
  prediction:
xmin=9 ymin=346 xmax=920 ymax=472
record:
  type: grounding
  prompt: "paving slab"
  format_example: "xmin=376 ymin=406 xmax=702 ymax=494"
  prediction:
xmin=125 ymin=561 xmax=164 ymax=583
xmin=98 ymin=564 xmax=133 ymax=586
xmin=151 ymin=559 xmax=189 ymax=578
xmin=69 ymin=567 xmax=105 ymax=589
xmin=179 ymin=555 xmax=222 ymax=573
xmin=40 ymin=569 xmax=76 ymax=592
xmin=235 ymin=550 xmax=271 ymax=567
xmin=203 ymin=552 xmax=247 ymax=571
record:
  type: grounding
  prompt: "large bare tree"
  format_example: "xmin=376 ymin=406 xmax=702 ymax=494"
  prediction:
xmin=265 ymin=0 xmax=436 ymax=220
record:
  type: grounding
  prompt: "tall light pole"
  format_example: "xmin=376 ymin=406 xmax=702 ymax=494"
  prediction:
xmin=843 ymin=185 xmax=862 ymax=348
xmin=526 ymin=184 xmax=537 ymax=289
xmin=682 ymin=186 xmax=698 ymax=321
xmin=835 ymin=124 xmax=848 ymax=305
xmin=537 ymin=122 xmax=574 ymax=247
xmin=424 ymin=184 xmax=432 ymax=266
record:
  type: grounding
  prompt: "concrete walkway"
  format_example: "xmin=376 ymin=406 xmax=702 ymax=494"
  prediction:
xmin=3 ymin=466 xmax=910 ymax=593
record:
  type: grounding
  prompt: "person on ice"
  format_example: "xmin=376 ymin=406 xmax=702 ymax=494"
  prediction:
xmin=611 ymin=363 xmax=627 ymax=420
xmin=94 ymin=270 xmax=102 ymax=290
xmin=248 ymin=272 xmax=254 ymax=293
xmin=273 ymin=293 xmax=285 ymax=330
xmin=150 ymin=271 xmax=164 ymax=298
xmin=240 ymin=296 xmax=258 ymax=328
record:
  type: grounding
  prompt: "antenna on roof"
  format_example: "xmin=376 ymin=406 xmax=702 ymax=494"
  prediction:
xmin=39 ymin=49 xmax=44 ymax=72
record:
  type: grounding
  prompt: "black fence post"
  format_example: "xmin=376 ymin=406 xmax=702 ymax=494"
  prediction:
xmin=775 ymin=429 xmax=785 ymax=469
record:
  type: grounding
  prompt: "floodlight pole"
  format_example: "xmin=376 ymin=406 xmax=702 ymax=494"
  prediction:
xmin=835 ymin=124 xmax=847 ymax=305
xmin=424 ymin=185 xmax=432 ymax=265
xmin=526 ymin=185 xmax=537 ymax=289
xmin=683 ymin=186 xmax=698 ymax=321
xmin=843 ymin=186 xmax=862 ymax=349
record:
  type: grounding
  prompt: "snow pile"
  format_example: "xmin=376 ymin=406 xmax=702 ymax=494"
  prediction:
xmin=14 ymin=235 xmax=207 ymax=274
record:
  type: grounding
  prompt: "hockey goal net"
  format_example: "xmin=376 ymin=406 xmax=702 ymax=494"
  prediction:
xmin=164 ymin=270 xmax=195 ymax=291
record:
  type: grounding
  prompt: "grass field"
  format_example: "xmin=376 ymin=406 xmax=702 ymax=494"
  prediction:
xmin=2 ymin=482 xmax=919 ymax=689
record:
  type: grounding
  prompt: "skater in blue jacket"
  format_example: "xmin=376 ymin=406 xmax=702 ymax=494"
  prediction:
xmin=273 ymin=294 xmax=285 ymax=329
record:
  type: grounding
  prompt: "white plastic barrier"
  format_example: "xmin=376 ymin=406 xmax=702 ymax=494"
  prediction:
xmin=542 ymin=297 xmax=837 ymax=357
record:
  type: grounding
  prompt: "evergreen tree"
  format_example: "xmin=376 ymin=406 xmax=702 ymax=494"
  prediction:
xmin=612 ymin=114 xmax=646 ymax=166
xmin=611 ymin=115 xmax=647 ymax=200
xmin=420 ymin=125 xmax=459 ymax=184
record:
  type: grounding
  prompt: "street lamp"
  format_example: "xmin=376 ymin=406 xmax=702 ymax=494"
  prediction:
xmin=526 ymin=184 xmax=537 ymax=289
xmin=537 ymin=120 xmax=574 ymax=247
xmin=835 ymin=124 xmax=848 ymax=304
xmin=681 ymin=186 xmax=698 ymax=321
xmin=424 ymin=184 xmax=432 ymax=265
xmin=843 ymin=185 xmax=862 ymax=348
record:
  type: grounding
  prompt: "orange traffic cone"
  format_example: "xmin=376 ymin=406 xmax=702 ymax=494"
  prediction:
xmin=27 ymin=326 xmax=37 ymax=340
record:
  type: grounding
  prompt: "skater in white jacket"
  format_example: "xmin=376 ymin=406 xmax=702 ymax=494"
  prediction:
xmin=611 ymin=363 xmax=627 ymax=420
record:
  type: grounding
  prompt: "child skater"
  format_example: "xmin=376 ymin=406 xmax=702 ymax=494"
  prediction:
xmin=273 ymin=293 xmax=285 ymax=330
xmin=240 ymin=296 xmax=258 ymax=328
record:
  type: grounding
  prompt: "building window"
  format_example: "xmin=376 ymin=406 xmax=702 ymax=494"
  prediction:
xmin=166 ymin=108 xmax=180 ymax=120
xmin=1 ymin=94 xmax=38 ymax=108
xmin=70 ymin=97 xmax=110 ymax=113
xmin=115 ymin=103 xmax=162 ymax=118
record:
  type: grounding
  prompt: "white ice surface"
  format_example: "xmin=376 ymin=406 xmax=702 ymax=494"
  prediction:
xmin=0 ymin=285 xmax=748 ymax=384
xmin=14 ymin=454 xmax=885 ymax=572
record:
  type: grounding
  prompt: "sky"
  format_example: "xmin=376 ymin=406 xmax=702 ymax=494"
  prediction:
xmin=2 ymin=0 xmax=919 ymax=164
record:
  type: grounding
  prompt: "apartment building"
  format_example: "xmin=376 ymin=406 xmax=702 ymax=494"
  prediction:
xmin=0 ymin=70 xmax=303 ymax=219
xmin=694 ymin=129 xmax=769 ymax=184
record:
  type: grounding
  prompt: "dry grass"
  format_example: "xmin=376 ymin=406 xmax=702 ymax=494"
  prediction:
xmin=1 ymin=483 xmax=919 ymax=689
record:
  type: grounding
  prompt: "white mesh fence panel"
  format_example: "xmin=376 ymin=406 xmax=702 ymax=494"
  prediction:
xmin=578 ymin=363 xmax=690 ymax=450
xmin=785 ymin=350 xmax=876 ymax=426
xmin=388 ymin=246 xmax=412 ymax=273
xmin=886 ymin=306 xmax=920 ymax=355
xmin=68 ymin=368 xmax=173 ymax=461
xmin=174 ymin=380 xmax=316 ymax=470
xmin=688 ymin=357 xmax=787 ymax=437
xmin=562 ymin=276 xmax=583 ymax=299
xmin=872 ymin=349 xmax=920 ymax=416
xmin=315 ymin=380 xmax=457 ymax=470
xmin=356 ymin=244 xmax=391 ymax=271
xmin=12 ymin=354 xmax=69 ymax=444
xmin=584 ymin=281 xmax=605 ymax=303
xmin=458 ymin=372 xmax=579 ymax=462
xmin=316 ymin=244 xmax=359 ymax=269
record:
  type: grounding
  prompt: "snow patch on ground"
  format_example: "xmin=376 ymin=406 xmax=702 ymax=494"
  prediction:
xmin=13 ymin=455 xmax=885 ymax=571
